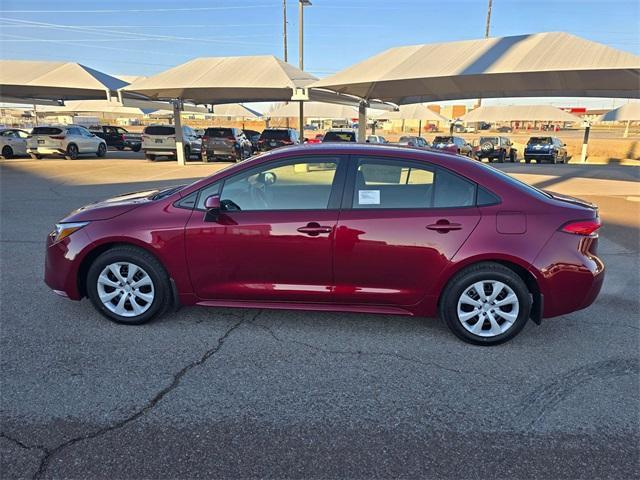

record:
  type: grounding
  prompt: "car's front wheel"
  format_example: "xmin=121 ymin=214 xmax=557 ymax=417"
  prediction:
xmin=97 ymin=143 xmax=107 ymax=157
xmin=439 ymin=262 xmax=531 ymax=345
xmin=86 ymin=246 xmax=171 ymax=325
xmin=2 ymin=146 xmax=14 ymax=159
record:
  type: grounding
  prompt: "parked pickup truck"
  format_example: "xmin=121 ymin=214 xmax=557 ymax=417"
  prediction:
xmin=89 ymin=126 xmax=141 ymax=152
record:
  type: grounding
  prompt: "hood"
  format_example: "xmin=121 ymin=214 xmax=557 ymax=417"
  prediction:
xmin=61 ymin=188 xmax=160 ymax=222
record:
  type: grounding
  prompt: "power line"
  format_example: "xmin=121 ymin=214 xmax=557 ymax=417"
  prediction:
xmin=0 ymin=5 xmax=277 ymax=13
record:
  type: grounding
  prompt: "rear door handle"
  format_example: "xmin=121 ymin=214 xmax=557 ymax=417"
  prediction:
xmin=297 ymin=222 xmax=333 ymax=236
xmin=426 ymin=220 xmax=462 ymax=233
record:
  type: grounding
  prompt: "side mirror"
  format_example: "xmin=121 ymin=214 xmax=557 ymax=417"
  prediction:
xmin=204 ymin=194 xmax=221 ymax=222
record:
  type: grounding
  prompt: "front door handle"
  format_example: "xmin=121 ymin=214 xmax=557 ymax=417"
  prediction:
xmin=426 ymin=220 xmax=462 ymax=233
xmin=297 ymin=222 xmax=333 ymax=236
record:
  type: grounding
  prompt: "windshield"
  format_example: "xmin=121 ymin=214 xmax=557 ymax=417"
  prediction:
xmin=433 ymin=136 xmax=453 ymax=144
xmin=145 ymin=126 xmax=174 ymax=136
xmin=205 ymin=128 xmax=233 ymax=137
xmin=528 ymin=137 xmax=552 ymax=144
xmin=480 ymin=137 xmax=498 ymax=144
xmin=32 ymin=127 xmax=63 ymax=135
xmin=324 ymin=131 xmax=356 ymax=142
xmin=260 ymin=130 xmax=290 ymax=140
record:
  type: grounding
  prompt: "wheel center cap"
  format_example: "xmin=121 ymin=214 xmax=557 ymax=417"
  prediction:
xmin=482 ymin=304 xmax=490 ymax=312
xmin=124 ymin=285 xmax=132 ymax=293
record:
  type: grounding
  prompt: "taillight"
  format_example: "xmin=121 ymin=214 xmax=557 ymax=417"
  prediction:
xmin=50 ymin=135 xmax=66 ymax=140
xmin=281 ymin=140 xmax=293 ymax=145
xmin=560 ymin=218 xmax=601 ymax=236
xmin=202 ymin=136 xmax=209 ymax=142
xmin=227 ymin=136 xmax=235 ymax=141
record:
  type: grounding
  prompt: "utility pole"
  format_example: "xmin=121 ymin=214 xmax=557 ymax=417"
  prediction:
xmin=298 ymin=1 xmax=311 ymax=141
xmin=282 ymin=0 xmax=288 ymax=62
xmin=477 ymin=0 xmax=493 ymax=108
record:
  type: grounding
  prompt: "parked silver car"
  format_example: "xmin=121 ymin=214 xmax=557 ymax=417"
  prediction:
xmin=0 ymin=128 xmax=29 ymax=158
xmin=27 ymin=125 xmax=107 ymax=160
xmin=141 ymin=124 xmax=202 ymax=161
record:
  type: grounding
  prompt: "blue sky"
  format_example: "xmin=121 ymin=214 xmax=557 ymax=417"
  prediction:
xmin=1 ymin=0 xmax=638 ymax=107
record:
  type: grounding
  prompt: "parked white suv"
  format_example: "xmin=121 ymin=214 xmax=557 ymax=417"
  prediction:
xmin=141 ymin=124 xmax=202 ymax=161
xmin=0 ymin=128 xmax=29 ymax=158
xmin=27 ymin=125 xmax=106 ymax=160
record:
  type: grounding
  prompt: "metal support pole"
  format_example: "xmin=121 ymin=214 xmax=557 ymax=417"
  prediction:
xmin=33 ymin=104 xmax=38 ymax=126
xmin=282 ymin=0 xmax=288 ymax=62
xmin=299 ymin=101 xmax=304 ymax=141
xmin=623 ymin=120 xmax=630 ymax=138
xmin=580 ymin=124 xmax=590 ymax=163
xmin=358 ymin=101 xmax=367 ymax=143
xmin=173 ymin=99 xmax=186 ymax=166
xmin=418 ymin=120 xmax=422 ymax=136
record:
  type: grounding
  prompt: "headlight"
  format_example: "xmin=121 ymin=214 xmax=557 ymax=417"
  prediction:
xmin=49 ymin=222 xmax=89 ymax=244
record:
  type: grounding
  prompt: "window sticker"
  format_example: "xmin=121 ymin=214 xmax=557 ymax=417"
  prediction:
xmin=358 ymin=190 xmax=380 ymax=205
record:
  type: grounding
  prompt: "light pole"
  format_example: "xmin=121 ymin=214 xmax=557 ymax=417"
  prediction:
xmin=477 ymin=0 xmax=492 ymax=108
xmin=282 ymin=0 xmax=288 ymax=62
xmin=298 ymin=0 xmax=311 ymax=141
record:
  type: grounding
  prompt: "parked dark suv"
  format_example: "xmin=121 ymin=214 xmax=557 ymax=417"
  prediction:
xmin=524 ymin=136 xmax=568 ymax=164
xmin=475 ymin=136 xmax=517 ymax=163
xmin=243 ymin=129 xmax=261 ymax=153
xmin=89 ymin=126 xmax=141 ymax=152
xmin=257 ymin=128 xmax=299 ymax=152
xmin=201 ymin=127 xmax=252 ymax=162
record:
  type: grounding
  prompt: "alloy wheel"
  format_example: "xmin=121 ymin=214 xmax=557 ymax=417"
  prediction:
xmin=456 ymin=280 xmax=519 ymax=337
xmin=96 ymin=262 xmax=155 ymax=317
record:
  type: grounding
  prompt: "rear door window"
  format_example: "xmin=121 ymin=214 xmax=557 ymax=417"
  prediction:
xmin=324 ymin=131 xmax=355 ymax=142
xmin=351 ymin=157 xmax=477 ymax=209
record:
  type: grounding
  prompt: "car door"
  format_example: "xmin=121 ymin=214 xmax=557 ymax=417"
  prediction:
xmin=184 ymin=154 xmax=347 ymax=303
xmin=333 ymin=155 xmax=481 ymax=306
xmin=14 ymin=130 xmax=29 ymax=155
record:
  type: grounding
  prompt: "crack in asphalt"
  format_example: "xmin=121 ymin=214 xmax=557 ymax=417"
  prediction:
xmin=253 ymin=321 xmax=501 ymax=382
xmin=516 ymin=357 xmax=640 ymax=430
xmin=24 ymin=312 xmax=258 ymax=480
xmin=0 ymin=431 xmax=46 ymax=452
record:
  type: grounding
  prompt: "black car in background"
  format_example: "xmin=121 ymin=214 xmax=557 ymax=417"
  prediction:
xmin=89 ymin=126 xmax=141 ymax=152
xmin=242 ymin=129 xmax=261 ymax=153
xmin=201 ymin=127 xmax=252 ymax=162
xmin=524 ymin=136 xmax=568 ymax=164
xmin=257 ymin=128 xmax=300 ymax=151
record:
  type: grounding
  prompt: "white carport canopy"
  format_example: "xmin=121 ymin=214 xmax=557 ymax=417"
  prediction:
xmin=267 ymin=101 xmax=357 ymax=119
xmin=123 ymin=56 xmax=317 ymax=104
xmin=0 ymin=60 xmax=129 ymax=102
xmin=598 ymin=102 xmax=640 ymax=122
xmin=374 ymin=104 xmax=449 ymax=122
xmin=311 ymin=32 xmax=640 ymax=104
xmin=210 ymin=103 xmax=262 ymax=118
xmin=34 ymin=99 xmax=208 ymax=116
xmin=461 ymin=105 xmax=581 ymax=122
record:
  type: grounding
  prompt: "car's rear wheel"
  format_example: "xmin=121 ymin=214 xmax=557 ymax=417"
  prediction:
xmin=29 ymin=153 xmax=43 ymax=160
xmin=184 ymin=145 xmax=191 ymax=160
xmin=97 ymin=143 xmax=107 ymax=157
xmin=132 ymin=144 xmax=141 ymax=152
xmin=86 ymin=246 xmax=171 ymax=325
xmin=509 ymin=150 xmax=516 ymax=162
xmin=65 ymin=144 xmax=79 ymax=160
xmin=2 ymin=146 xmax=13 ymax=159
xmin=497 ymin=150 xmax=505 ymax=163
xmin=525 ymin=157 xmax=531 ymax=164
xmin=439 ymin=262 xmax=531 ymax=345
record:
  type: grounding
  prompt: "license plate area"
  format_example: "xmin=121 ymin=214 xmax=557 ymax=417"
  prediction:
xmin=38 ymin=139 xmax=45 ymax=144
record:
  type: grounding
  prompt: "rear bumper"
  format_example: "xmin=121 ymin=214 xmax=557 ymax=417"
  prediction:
xmin=27 ymin=147 xmax=66 ymax=155
xmin=203 ymin=146 xmax=236 ymax=158
xmin=533 ymin=234 xmax=605 ymax=318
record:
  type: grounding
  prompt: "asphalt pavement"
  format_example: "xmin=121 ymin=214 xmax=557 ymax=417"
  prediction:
xmin=1 ymin=152 xmax=638 ymax=479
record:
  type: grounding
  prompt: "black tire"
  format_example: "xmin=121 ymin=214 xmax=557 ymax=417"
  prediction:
xmin=65 ymin=144 xmax=78 ymax=160
xmin=509 ymin=150 xmax=516 ymax=162
xmin=30 ymin=153 xmax=43 ymax=160
xmin=132 ymin=144 xmax=141 ymax=153
xmin=1 ymin=146 xmax=13 ymax=159
xmin=116 ymin=146 xmax=125 ymax=151
xmin=439 ymin=262 xmax=532 ymax=346
xmin=497 ymin=150 xmax=505 ymax=163
xmin=97 ymin=143 xmax=107 ymax=157
xmin=145 ymin=153 xmax=156 ymax=161
xmin=525 ymin=157 xmax=531 ymax=164
xmin=184 ymin=145 xmax=191 ymax=160
xmin=86 ymin=246 xmax=171 ymax=325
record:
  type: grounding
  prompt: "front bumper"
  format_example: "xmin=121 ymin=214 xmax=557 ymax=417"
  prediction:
xmin=44 ymin=229 xmax=94 ymax=300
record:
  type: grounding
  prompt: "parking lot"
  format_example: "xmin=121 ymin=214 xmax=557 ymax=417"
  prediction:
xmin=1 ymin=153 xmax=639 ymax=478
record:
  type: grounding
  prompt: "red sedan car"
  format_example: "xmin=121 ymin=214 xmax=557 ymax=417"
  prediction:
xmin=45 ymin=144 xmax=604 ymax=345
